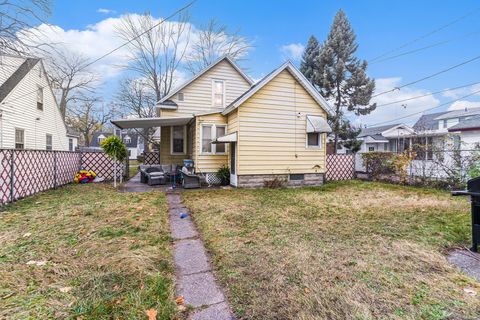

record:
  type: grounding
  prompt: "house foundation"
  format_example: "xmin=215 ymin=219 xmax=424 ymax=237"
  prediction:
xmin=236 ymin=173 xmax=324 ymax=188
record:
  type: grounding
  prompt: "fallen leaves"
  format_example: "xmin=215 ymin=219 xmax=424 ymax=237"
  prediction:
xmin=26 ymin=260 xmax=47 ymax=266
xmin=59 ymin=287 xmax=72 ymax=293
xmin=175 ymin=296 xmax=184 ymax=305
xmin=464 ymin=288 xmax=477 ymax=296
xmin=175 ymin=296 xmax=186 ymax=312
xmin=145 ymin=308 xmax=157 ymax=320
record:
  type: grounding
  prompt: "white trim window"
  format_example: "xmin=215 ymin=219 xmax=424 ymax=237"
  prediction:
xmin=177 ymin=92 xmax=184 ymax=101
xmin=306 ymin=132 xmax=321 ymax=148
xmin=171 ymin=125 xmax=186 ymax=155
xmin=201 ymin=124 xmax=227 ymax=154
xmin=15 ymin=128 xmax=25 ymax=149
xmin=46 ymin=134 xmax=53 ymax=150
xmin=37 ymin=85 xmax=43 ymax=110
xmin=124 ymin=136 xmax=131 ymax=144
xmin=69 ymin=138 xmax=74 ymax=151
xmin=212 ymin=79 xmax=225 ymax=108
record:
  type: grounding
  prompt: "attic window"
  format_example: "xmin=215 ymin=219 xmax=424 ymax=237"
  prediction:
xmin=124 ymin=136 xmax=131 ymax=144
xmin=37 ymin=86 xmax=43 ymax=110
xmin=212 ymin=80 xmax=225 ymax=107
xmin=178 ymin=92 xmax=184 ymax=101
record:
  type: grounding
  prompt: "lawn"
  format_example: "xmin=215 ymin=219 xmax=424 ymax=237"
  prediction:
xmin=183 ymin=181 xmax=480 ymax=320
xmin=0 ymin=184 xmax=177 ymax=319
xmin=129 ymin=159 xmax=141 ymax=178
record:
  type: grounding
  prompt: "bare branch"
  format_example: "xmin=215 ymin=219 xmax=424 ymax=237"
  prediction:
xmin=185 ymin=18 xmax=253 ymax=75
xmin=115 ymin=12 xmax=191 ymax=100
xmin=0 ymin=0 xmax=52 ymax=55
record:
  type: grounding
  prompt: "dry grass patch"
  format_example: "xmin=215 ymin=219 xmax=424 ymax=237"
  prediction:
xmin=0 ymin=184 xmax=177 ymax=319
xmin=183 ymin=181 xmax=480 ymax=320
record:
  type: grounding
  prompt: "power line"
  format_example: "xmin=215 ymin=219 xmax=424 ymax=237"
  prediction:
xmin=370 ymin=31 xmax=480 ymax=65
xmin=375 ymin=80 xmax=480 ymax=107
xmin=372 ymin=54 xmax=480 ymax=98
xmin=369 ymin=7 xmax=480 ymax=62
xmin=368 ymin=88 xmax=480 ymax=127
xmin=0 ymin=0 xmax=196 ymax=105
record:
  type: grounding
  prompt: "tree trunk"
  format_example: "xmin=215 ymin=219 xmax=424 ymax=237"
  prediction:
xmin=333 ymin=84 xmax=342 ymax=154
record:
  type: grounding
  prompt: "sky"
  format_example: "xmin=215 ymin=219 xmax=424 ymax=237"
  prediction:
xmin=35 ymin=0 xmax=480 ymax=127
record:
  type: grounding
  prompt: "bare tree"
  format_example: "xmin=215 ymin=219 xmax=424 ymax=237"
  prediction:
xmin=0 ymin=0 xmax=51 ymax=54
xmin=66 ymin=96 xmax=113 ymax=147
xmin=116 ymin=12 xmax=191 ymax=101
xmin=45 ymin=49 xmax=99 ymax=118
xmin=115 ymin=77 xmax=157 ymax=151
xmin=115 ymin=77 xmax=156 ymax=119
xmin=186 ymin=18 xmax=252 ymax=75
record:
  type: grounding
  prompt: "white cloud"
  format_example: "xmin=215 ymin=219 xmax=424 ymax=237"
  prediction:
xmin=280 ymin=43 xmax=304 ymax=61
xmin=448 ymin=100 xmax=480 ymax=110
xmin=97 ymin=8 xmax=116 ymax=14
xmin=350 ymin=77 xmax=441 ymax=127
xmin=24 ymin=18 xmax=130 ymax=80
xmin=21 ymin=14 xmax=250 ymax=88
xmin=442 ymin=83 xmax=480 ymax=99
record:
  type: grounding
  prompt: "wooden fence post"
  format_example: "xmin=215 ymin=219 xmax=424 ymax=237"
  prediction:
xmin=53 ymin=151 xmax=58 ymax=189
xmin=10 ymin=150 xmax=14 ymax=203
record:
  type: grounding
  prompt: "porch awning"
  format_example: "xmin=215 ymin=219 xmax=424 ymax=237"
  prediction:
xmin=212 ymin=132 xmax=237 ymax=144
xmin=111 ymin=116 xmax=193 ymax=129
xmin=306 ymin=115 xmax=332 ymax=133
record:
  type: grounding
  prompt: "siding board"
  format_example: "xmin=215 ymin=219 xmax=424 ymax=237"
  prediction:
xmin=237 ymin=69 xmax=327 ymax=175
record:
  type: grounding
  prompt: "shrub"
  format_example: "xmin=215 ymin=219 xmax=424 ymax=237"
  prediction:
xmin=217 ymin=165 xmax=230 ymax=185
xmin=391 ymin=150 xmax=416 ymax=184
xmin=100 ymin=136 xmax=128 ymax=162
xmin=361 ymin=152 xmax=395 ymax=179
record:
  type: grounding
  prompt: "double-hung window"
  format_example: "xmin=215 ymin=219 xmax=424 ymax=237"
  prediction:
xmin=201 ymin=124 xmax=227 ymax=154
xmin=69 ymin=138 xmax=74 ymax=151
xmin=307 ymin=132 xmax=321 ymax=148
xmin=171 ymin=126 xmax=186 ymax=154
xmin=15 ymin=128 xmax=25 ymax=149
xmin=212 ymin=80 xmax=225 ymax=108
xmin=46 ymin=134 xmax=52 ymax=150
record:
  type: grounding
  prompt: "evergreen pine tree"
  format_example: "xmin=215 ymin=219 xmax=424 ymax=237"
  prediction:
xmin=300 ymin=36 xmax=320 ymax=84
xmin=314 ymin=10 xmax=376 ymax=153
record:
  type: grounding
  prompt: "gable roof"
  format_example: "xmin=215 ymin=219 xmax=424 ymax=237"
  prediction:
xmin=157 ymin=55 xmax=253 ymax=105
xmin=413 ymin=111 xmax=448 ymax=131
xmin=448 ymin=115 xmax=480 ymax=132
xmin=434 ymin=107 xmax=480 ymax=120
xmin=221 ymin=61 xmax=334 ymax=116
xmin=358 ymin=124 xmax=400 ymax=138
xmin=0 ymin=57 xmax=39 ymax=103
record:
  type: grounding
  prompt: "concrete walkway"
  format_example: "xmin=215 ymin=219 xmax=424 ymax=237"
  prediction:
xmin=166 ymin=192 xmax=234 ymax=320
xmin=119 ymin=172 xmax=171 ymax=193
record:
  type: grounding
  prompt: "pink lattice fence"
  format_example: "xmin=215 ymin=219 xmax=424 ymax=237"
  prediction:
xmin=143 ymin=152 xmax=160 ymax=165
xmin=0 ymin=149 xmax=126 ymax=205
xmin=325 ymin=154 xmax=356 ymax=181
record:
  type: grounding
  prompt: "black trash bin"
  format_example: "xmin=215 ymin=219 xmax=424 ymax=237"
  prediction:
xmin=452 ymin=176 xmax=480 ymax=252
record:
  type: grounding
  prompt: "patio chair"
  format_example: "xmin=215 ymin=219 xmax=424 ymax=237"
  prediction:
xmin=145 ymin=167 xmax=166 ymax=186
xmin=181 ymin=167 xmax=201 ymax=189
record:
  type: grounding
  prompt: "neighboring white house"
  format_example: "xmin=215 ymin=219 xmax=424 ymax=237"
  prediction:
xmin=354 ymin=108 xmax=480 ymax=177
xmin=0 ymin=54 xmax=72 ymax=151
xmin=89 ymin=131 xmax=143 ymax=160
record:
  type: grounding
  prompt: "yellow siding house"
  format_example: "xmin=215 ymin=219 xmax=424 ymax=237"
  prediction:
xmin=112 ymin=56 xmax=333 ymax=187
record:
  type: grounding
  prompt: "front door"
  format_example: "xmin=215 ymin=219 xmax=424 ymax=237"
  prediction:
xmin=230 ymin=142 xmax=237 ymax=186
